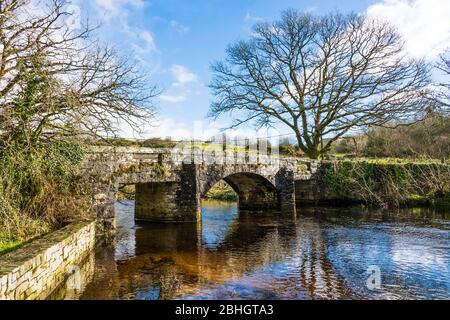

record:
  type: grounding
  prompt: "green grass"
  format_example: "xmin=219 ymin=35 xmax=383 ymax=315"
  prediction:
xmin=0 ymin=240 xmax=24 ymax=256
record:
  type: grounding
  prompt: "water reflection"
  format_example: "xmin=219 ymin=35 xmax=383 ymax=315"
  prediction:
xmin=54 ymin=201 xmax=449 ymax=300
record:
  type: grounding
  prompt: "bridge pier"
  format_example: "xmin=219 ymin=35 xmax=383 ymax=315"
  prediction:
xmin=135 ymin=164 xmax=201 ymax=222
xmin=275 ymin=168 xmax=296 ymax=214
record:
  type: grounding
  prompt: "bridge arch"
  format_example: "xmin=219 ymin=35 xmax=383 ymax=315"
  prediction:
xmin=201 ymin=172 xmax=280 ymax=210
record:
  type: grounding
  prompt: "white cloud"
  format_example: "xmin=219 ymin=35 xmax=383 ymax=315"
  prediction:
xmin=367 ymin=0 xmax=450 ymax=59
xmin=90 ymin=0 xmax=158 ymax=65
xmin=160 ymin=94 xmax=186 ymax=103
xmin=118 ymin=117 xmax=193 ymax=140
xmin=169 ymin=64 xmax=197 ymax=86
xmin=94 ymin=0 xmax=145 ymax=21
xmin=149 ymin=117 xmax=192 ymax=140
xmin=170 ymin=20 xmax=190 ymax=33
xmin=139 ymin=30 xmax=157 ymax=52
xmin=244 ymin=12 xmax=264 ymax=23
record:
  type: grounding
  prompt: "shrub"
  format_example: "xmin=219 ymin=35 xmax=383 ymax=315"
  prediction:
xmin=323 ymin=161 xmax=450 ymax=207
xmin=0 ymin=142 xmax=89 ymax=252
xmin=364 ymin=113 xmax=450 ymax=159
xmin=278 ymin=139 xmax=303 ymax=157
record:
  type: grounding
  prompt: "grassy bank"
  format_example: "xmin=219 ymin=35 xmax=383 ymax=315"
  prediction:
xmin=323 ymin=161 xmax=450 ymax=207
xmin=204 ymin=181 xmax=238 ymax=202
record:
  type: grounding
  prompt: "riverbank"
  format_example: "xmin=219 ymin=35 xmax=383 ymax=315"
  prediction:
xmin=204 ymin=181 xmax=238 ymax=202
xmin=295 ymin=160 xmax=450 ymax=208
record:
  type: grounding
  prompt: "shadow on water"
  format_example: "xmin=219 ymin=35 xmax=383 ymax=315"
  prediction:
xmin=53 ymin=200 xmax=450 ymax=300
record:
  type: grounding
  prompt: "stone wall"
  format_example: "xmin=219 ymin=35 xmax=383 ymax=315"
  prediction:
xmin=295 ymin=162 xmax=359 ymax=205
xmin=0 ymin=221 xmax=95 ymax=300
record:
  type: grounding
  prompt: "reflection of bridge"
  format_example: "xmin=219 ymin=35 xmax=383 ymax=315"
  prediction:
xmin=81 ymin=147 xmax=321 ymax=239
xmin=74 ymin=207 xmax=352 ymax=300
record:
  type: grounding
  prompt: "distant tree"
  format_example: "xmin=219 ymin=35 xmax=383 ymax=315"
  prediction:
xmin=333 ymin=136 xmax=367 ymax=156
xmin=209 ymin=10 xmax=430 ymax=159
xmin=364 ymin=112 xmax=450 ymax=159
xmin=0 ymin=0 xmax=158 ymax=148
xmin=434 ymin=50 xmax=450 ymax=112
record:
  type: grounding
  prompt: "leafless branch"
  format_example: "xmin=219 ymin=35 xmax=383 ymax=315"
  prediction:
xmin=209 ymin=10 xmax=430 ymax=158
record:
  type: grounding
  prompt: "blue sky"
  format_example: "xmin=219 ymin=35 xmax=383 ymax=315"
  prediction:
xmin=73 ymin=0 xmax=450 ymax=139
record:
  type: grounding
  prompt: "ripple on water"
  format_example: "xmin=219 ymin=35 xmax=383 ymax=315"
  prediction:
xmin=55 ymin=201 xmax=449 ymax=300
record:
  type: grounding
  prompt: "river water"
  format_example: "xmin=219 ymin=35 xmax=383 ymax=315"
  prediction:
xmin=53 ymin=200 xmax=449 ymax=300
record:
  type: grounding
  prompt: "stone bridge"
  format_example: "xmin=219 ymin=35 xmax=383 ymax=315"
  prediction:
xmin=81 ymin=146 xmax=321 ymax=239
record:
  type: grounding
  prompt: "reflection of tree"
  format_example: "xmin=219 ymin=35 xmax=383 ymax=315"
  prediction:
xmin=59 ymin=203 xmax=448 ymax=300
xmin=297 ymin=220 xmax=352 ymax=299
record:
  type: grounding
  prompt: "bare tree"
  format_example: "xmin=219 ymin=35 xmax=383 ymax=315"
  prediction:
xmin=434 ymin=50 xmax=450 ymax=112
xmin=0 ymin=0 xmax=158 ymax=147
xmin=209 ymin=10 xmax=430 ymax=159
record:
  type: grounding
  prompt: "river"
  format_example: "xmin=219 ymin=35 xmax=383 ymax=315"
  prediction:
xmin=52 ymin=200 xmax=450 ymax=300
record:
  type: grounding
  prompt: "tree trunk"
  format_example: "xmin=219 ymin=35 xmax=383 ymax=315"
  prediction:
xmin=295 ymin=136 xmax=321 ymax=159
xmin=305 ymin=148 xmax=320 ymax=159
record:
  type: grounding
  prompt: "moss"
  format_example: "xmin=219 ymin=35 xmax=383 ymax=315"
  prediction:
xmin=117 ymin=185 xmax=135 ymax=200
xmin=108 ymin=163 xmax=140 ymax=181
xmin=296 ymin=163 xmax=309 ymax=173
xmin=109 ymin=161 xmax=170 ymax=182
xmin=404 ymin=194 xmax=429 ymax=206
